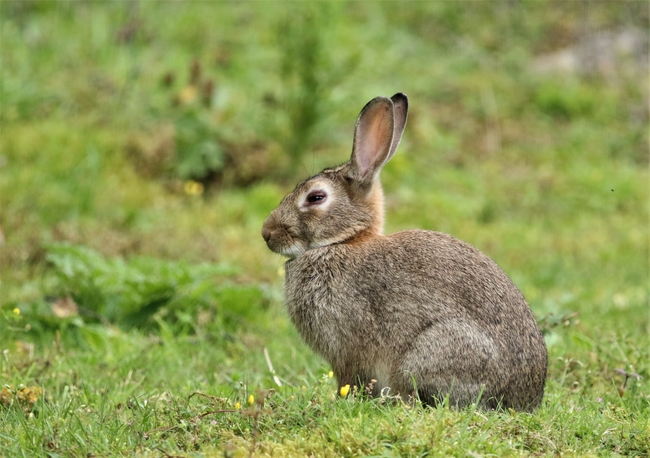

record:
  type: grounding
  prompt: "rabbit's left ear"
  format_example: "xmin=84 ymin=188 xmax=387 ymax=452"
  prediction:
xmin=386 ymin=93 xmax=408 ymax=162
xmin=350 ymin=96 xmax=394 ymax=182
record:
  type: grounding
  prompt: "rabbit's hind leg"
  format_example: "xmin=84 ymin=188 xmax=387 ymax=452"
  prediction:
xmin=393 ymin=322 xmax=503 ymax=409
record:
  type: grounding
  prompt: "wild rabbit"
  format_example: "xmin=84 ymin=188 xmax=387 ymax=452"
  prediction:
xmin=261 ymin=93 xmax=547 ymax=411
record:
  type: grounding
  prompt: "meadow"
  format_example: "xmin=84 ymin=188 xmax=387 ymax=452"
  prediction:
xmin=1 ymin=2 xmax=649 ymax=456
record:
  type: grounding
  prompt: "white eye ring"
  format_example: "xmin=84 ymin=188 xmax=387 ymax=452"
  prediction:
xmin=298 ymin=181 xmax=334 ymax=212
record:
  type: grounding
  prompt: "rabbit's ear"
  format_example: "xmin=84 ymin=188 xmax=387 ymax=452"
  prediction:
xmin=350 ymin=96 xmax=395 ymax=182
xmin=386 ymin=93 xmax=408 ymax=162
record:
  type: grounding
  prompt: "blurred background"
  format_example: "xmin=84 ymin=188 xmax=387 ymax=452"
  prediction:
xmin=1 ymin=1 xmax=648 ymax=363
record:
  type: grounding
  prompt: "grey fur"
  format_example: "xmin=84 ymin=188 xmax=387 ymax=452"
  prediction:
xmin=261 ymin=93 xmax=547 ymax=411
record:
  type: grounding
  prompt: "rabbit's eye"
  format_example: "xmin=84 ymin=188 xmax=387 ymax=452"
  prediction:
xmin=306 ymin=191 xmax=327 ymax=205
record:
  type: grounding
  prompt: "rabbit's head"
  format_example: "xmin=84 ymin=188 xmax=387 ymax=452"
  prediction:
xmin=262 ymin=93 xmax=408 ymax=258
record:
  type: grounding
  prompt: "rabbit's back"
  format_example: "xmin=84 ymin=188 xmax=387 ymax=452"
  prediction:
xmin=285 ymin=229 xmax=547 ymax=410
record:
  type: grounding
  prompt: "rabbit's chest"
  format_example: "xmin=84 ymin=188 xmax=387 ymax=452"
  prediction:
xmin=284 ymin=256 xmax=372 ymax=356
xmin=284 ymin=271 xmax=357 ymax=336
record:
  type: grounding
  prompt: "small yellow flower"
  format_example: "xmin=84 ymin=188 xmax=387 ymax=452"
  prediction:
xmin=301 ymin=385 xmax=306 ymax=391
xmin=340 ymin=384 xmax=350 ymax=397
xmin=289 ymin=395 xmax=294 ymax=401
xmin=247 ymin=394 xmax=255 ymax=405
xmin=328 ymin=371 xmax=334 ymax=379
xmin=183 ymin=180 xmax=204 ymax=196
xmin=235 ymin=402 xmax=241 ymax=410
xmin=179 ymin=85 xmax=198 ymax=104
xmin=12 ymin=308 xmax=20 ymax=315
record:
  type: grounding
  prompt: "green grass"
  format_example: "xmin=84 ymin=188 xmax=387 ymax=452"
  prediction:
xmin=1 ymin=1 xmax=649 ymax=456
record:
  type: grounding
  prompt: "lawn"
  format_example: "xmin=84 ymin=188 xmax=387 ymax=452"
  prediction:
xmin=1 ymin=2 xmax=649 ymax=456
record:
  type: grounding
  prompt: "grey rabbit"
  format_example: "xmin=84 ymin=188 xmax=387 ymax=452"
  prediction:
xmin=261 ymin=93 xmax=547 ymax=411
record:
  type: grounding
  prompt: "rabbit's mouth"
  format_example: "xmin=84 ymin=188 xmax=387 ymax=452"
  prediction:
xmin=269 ymin=234 xmax=307 ymax=259
xmin=262 ymin=224 xmax=307 ymax=259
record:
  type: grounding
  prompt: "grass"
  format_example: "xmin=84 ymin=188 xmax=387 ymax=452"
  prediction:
xmin=1 ymin=1 xmax=649 ymax=456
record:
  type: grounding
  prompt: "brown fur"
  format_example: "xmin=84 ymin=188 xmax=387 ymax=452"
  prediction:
xmin=262 ymin=93 xmax=547 ymax=411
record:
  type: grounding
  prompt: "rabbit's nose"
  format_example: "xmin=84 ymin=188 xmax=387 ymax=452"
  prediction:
xmin=261 ymin=225 xmax=272 ymax=243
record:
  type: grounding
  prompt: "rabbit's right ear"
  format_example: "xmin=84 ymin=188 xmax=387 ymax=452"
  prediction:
xmin=350 ymin=96 xmax=395 ymax=183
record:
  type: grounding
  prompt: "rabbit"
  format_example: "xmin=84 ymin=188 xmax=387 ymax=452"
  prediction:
xmin=261 ymin=93 xmax=547 ymax=411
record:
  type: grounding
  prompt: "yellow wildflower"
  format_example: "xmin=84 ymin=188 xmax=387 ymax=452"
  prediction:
xmin=13 ymin=308 xmax=20 ymax=315
xmin=179 ymin=85 xmax=198 ymax=104
xmin=340 ymin=384 xmax=350 ymax=397
xmin=183 ymin=180 xmax=204 ymax=196
xmin=235 ymin=402 xmax=241 ymax=410
xmin=247 ymin=394 xmax=255 ymax=405
xmin=328 ymin=371 xmax=334 ymax=379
